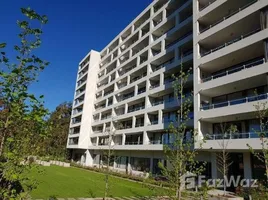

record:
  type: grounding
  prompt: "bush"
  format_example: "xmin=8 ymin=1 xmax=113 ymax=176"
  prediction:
xmin=70 ymin=162 xmax=171 ymax=188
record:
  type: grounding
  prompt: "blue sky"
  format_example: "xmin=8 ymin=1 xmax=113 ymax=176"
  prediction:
xmin=1 ymin=0 xmax=152 ymax=111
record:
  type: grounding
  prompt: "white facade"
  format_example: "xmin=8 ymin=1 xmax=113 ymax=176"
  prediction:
xmin=193 ymin=0 xmax=268 ymax=179
xmin=68 ymin=0 xmax=194 ymax=175
xmin=68 ymin=0 xmax=268 ymax=180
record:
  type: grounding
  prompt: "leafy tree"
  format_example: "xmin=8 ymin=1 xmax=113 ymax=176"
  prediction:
xmin=0 ymin=7 xmax=49 ymax=199
xmin=40 ymin=102 xmax=72 ymax=159
xmin=159 ymin=58 xmax=205 ymax=200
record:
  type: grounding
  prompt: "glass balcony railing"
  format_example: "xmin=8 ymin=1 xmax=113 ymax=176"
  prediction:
xmin=148 ymin=120 xmax=159 ymax=125
xmin=206 ymin=132 xmax=268 ymax=140
xmin=201 ymin=58 xmax=266 ymax=83
xmin=201 ymin=28 xmax=261 ymax=57
xmin=201 ymin=93 xmax=268 ymax=110
xmin=138 ymin=89 xmax=146 ymax=95
xmin=200 ymin=0 xmax=258 ymax=33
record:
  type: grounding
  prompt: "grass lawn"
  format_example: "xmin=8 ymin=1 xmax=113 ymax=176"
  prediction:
xmin=29 ymin=166 xmax=161 ymax=199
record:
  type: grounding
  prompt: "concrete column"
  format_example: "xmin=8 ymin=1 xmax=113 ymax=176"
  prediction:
xmin=243 ymin=152 xmax=252 ymax=179
xmin=101 ymin=90 xmax=105 ymax=97
xmin=143 ymin=131 xmax=149 ymax=145
xmin=137 ymin=56 xmax=141 ymax=66
xmin=122 ymin=134 xmax=126 ymax=145
xmin=127 ymin=75 xmax=131 ymax=85
xmin=145 ymin=96 xmax=151 ymax=108
xmin=162 ymin=8 xmax=167 ymax=19
xmin=127 ymin=156 xmax=132 ymax=174
xmin=150 ymin=7 xmax=154 ymax=17
xmin=125 ymin=103 xmax=128 ymax=114
xmin=161 ymin=40 xmax=165 ymax=52
xmin=85 ymin=150 xmax=93 ymax=166
xmin=132 ymin=116 xmax=136 ymax=128
xmin=96 ymin=137 xmax=99 ymax=146
xmin=160 ymin=73 xmax=164 ymax=86
xmin=139 ymin=30 xmax=142 ymax=39
xmin=131 ymin=25 xmax=135 ymax=33
xmin=113 ymin=95 xmax=117 ymax=104
xmin=103 ymin=123 xmax=106 ymax=133
xmin=147 ymin=64 xmax=152 ymax=75
xmin=106 ymin=99 xmax=109 ymax=107
xmin=135 ymin=84 xmax=139 ymax=96
xmin=211 ymin=152 xmax=218 ymax=179
xmin=150 ymin=20 xmax=154 ymax=31
xmin=99 ymin=113 xmax=102 ymax=121
xmin=146 ymin=79 xmax=151 ymax=93
xmin=144 ymin=113 xmax=150 ymax=126
xmin=158 ymin=110 xmax=163 ymax=124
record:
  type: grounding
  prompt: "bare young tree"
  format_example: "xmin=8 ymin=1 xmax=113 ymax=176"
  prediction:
xmin=247 ymin=101 xmax=268 ymax=184
xmin=159 ymin=56 xmax=205 ymax=200
xmin=216 ymin=123 xmax=238 ymax=195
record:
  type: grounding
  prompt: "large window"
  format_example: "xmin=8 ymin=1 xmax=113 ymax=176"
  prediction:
xmin=130 ymin=157 xmax=150 ymax=172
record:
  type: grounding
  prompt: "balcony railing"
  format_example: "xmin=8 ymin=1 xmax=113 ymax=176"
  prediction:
xmin=130 ymin=73 xmax=146 ymax=83
xmin=136 ymin=123 xmax=144 ymax=127
xmin=149 ymin=140 xmax=163 ymax=145
xmin=138 ymin=89 xmax=146 ymax=95
xmin=199 ymin=0 xmax=217 ymax=11
xmin=206 ymin=132 xmax=268 ymax=140
xmin=201 ymin=58 xmax=266 ymax=83
xmin=201 ymin=28 xmax=261 ymax=57
xmin=104 ymin=90 xmax=114 ymax=97
xmin=166 ymin=31 xmax=193 ymax=49
xmin=125 ymin=141 xmax=143 ymax=145
xmin=200 ymin=0 xmax=258 ymax=34
xmin=148 ymin=120 xmax=159 ymax=125
xmin=128 ymin=106 xmax=145 ymax=113
xmin=150 ymin=84 xmax=160 ymax=90
xmin=153 ymin=58 xmax=175 ymax=72
xmin=201 ymin=93 xmax=268 ymax=110
xmin=101 ymin=115 xmax=112 ymax=120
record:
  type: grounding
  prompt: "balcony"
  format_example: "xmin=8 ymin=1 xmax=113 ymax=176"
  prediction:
xmin=201 ymin=58 xmax=266 ymax=83
xmin=206 ymin=132 xmax=267 ymax=140
xmin=125 ymin=141 xmax=143 ymax=145
xmin=152 ymin=58 xmax=175 ymax=72
xmin=201 ymin=93 xmax=268 ymax=110
xmin=165 ymin=31 xmax=193 ymax=50
xmin=199 ymin=0 xmax=217 ymax=11
xmin=200 ymin=0 xmax=258 ymax=34
xmin=200 ymin=28 xmax=261 ymax=57
xmin=128 ymin=106 xmax=145 ymax=113
xmin=150 ymin=84 xmax=160 ymax=90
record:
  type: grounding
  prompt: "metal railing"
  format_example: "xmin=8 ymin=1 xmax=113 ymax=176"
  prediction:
xmin=150 ymin=84 xmax=160 ymax=90
xmin=128 ymin=106 xmax=145 ymax=113
xmin=206 ymin=132 xmax=268 ymax=140
xmin=138 ymin=89 xmax=146 ymax=94
xmin=200 ymin=0 xmax=258 ymax=33
xmin=149 ymin=120 xmax=159 ymax=125
xmin=201 ymin=93 xmax=268 ymax=110
xmin=166 ymin=31 xmax=193 ymax=49
xmin=153 ymin=58 xmax=175 ymax=72
xmin=199 ymin=0 xmax=217 ymax=11
xmin=201 ymin=58 xmax=266 ymax=83
xmin=125 ymin=141 xmax=143 ymax=145
xmin=149 ymin=140 xmax=163 ymax=145
xmin=135 ymin=123 xmax=144 ymax=127
xmin=201 ymin=28 xmax=261 ymax=57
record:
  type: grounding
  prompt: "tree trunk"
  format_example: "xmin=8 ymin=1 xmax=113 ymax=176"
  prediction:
xmin=0 ymin=132 xmax=6 ymax=157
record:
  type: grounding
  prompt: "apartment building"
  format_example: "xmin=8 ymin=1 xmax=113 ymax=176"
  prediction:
xmin=68 ymin=0 xmax=268 ymax=180
xmin=68 ymin=0 xmax=195 ymax=176
xmin=193 ymin=0 xmax=268 ymax=180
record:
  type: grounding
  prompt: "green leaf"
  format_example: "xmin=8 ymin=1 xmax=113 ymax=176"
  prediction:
xmin=0 ymin=43 xmax=7 ymax=48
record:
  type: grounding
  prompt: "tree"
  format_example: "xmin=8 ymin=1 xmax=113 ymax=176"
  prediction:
xmin=41 ymin=102 xmax=72 ymax=159
xmin=0 ymin=7 xmax=49 ymax=199
xmin=247 ymin=100 xmax=268 ymax=184
xmin=159 ymin=57 xmax=205 ymax=200
xmin=215 ymin=123 xmax=237 ymax=195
